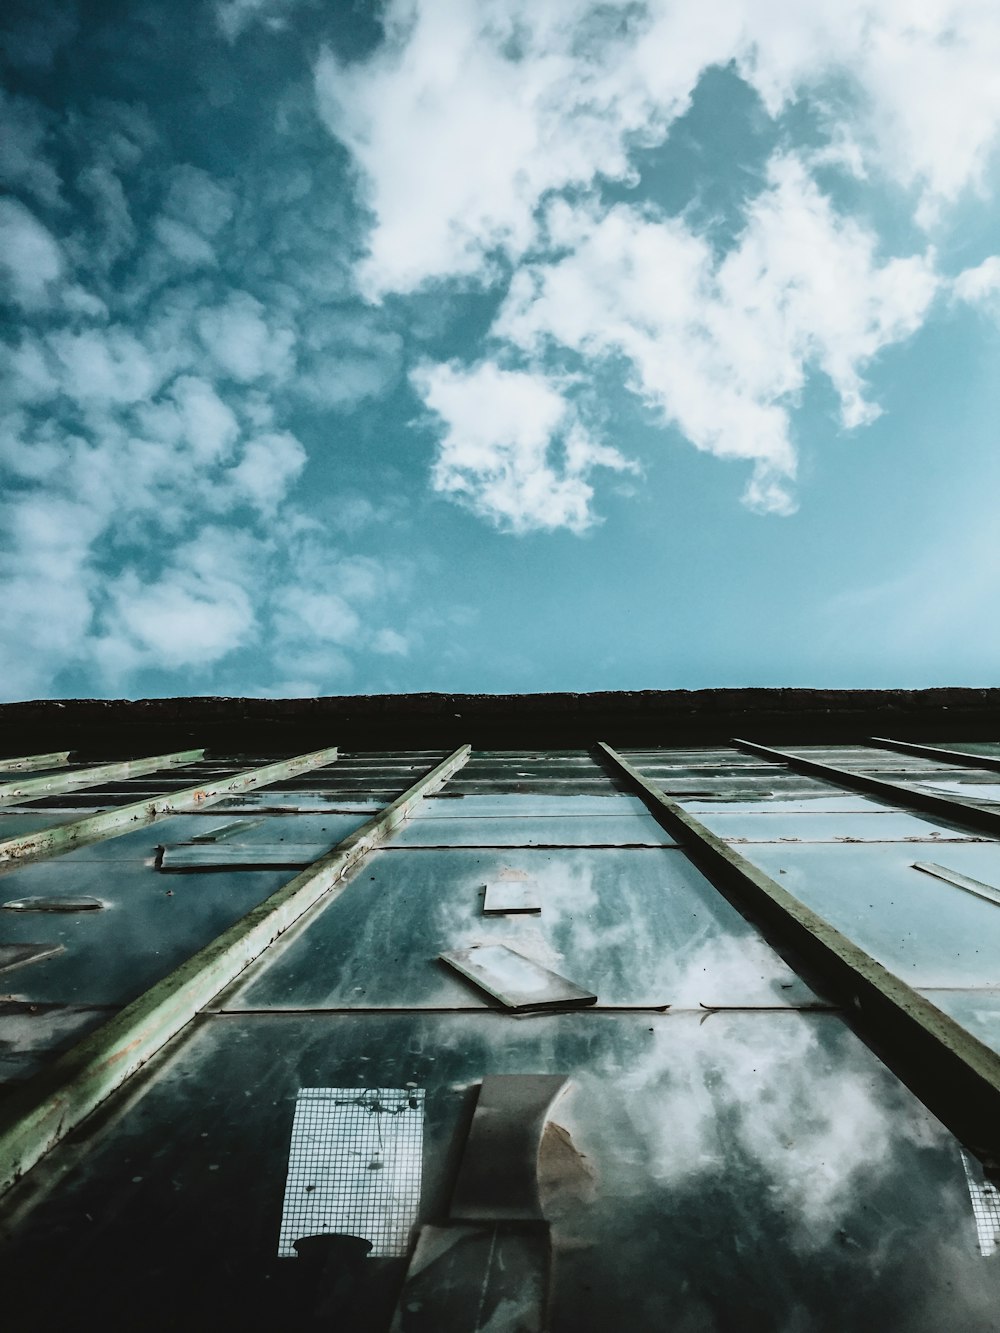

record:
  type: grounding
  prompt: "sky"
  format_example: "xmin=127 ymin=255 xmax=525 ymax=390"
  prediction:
xmin=1 ymin=0 xmax=1000 ymax=701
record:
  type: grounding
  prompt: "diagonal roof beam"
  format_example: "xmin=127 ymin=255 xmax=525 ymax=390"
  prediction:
xmin=733 ymin=738 xmax=1000 ymax=839
xmin=0 ymin=744 xmax=469 ymax=1199
xmin=0 ymin=747 xmax=339 ymax=866
xmin=0 ymin=749 xmax=204 ymax=809
xmin=597 ymin=741 xmax=1000 ymax=1174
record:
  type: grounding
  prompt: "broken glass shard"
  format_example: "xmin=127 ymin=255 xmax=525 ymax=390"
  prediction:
xmin=439 ymin=944 xmax=597 ymax=1011
xmin=482 ymin=880 xmax=541 ymax=914
xmin=912 ymin=862 xmax=1000 ymax=908
xmin=0 ymin=941 xmax=64 ymax=972
xmin=2 ymin=896 xmax=104 ymax=912
xmin=159 ymin=844 xmax=328 ymax=871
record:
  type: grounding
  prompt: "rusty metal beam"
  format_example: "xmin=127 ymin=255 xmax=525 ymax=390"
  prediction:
xmin=0 ymin=744 xmax=469 ymax=1199
xmin=0 ymin=749 xmax=204 ymax=809
xmin=733 ymin=738 xmax=1000 ymax=838
xmin=597 ymin=742 xmax=1000 ymax=1171
xmin=0 ymin=747 xmax=338 ymax=866
xmin=0 ymin=752 xmax=71 ymax=774
xmin=871 ymin=736 xmax=1000 ymax=774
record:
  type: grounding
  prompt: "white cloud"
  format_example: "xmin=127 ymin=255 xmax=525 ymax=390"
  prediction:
xmin=0 ymin=198 xmax=64 ymax=308
xmin=296 ymin=310 xmax=403 ymax=409
xmin=163 ymin=164 xmax=235 ymax=237
xmin=316 ymin=0 xmax=983 ymax=526
xmin=274 ymin=587 xmax=360 ymax=645
xmin=954 ymin=255 xmax=1000 ymax=306
xmin=319 ymin=0 xmax=1000 ymax=302
xmin=170 ymin=375 xmax=241 ymax=463
xmin=371 ymin=627 xmax=409 ymax=656
xmin=97 ymin=530 xmax=258 ymax=675
xmin=154 ymin=216 xmax=217 ymax=267
xmin=413 ymin=360 xmax=636 ymax=533
xmin=315 ymin=0 xmax=701 ymax=298
xmin=47 ymin=325 xmax=165 ymax=404
xmin=227 ymin=431 xmax=308 ymax=513
xmin=197 ymin=290 xmax=296 ymax=383
xmin=497 ymin=157 xmax=937 ymax=513
xmin=78 ymin=162 xmax=135 ymax=268
xmin=0 ymin=90 xmax=63 ymax=207
xmin=215 ymin=0 xmax=307 ymax=42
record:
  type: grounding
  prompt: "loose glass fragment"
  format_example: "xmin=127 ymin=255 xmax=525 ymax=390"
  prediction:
xmin=2 ymin=896 xmax=104 ymax=913
xmin=482 ymin=880 xmax=541 ymax=914
xmin=439 ymin=944 xmax=597 ymax=1011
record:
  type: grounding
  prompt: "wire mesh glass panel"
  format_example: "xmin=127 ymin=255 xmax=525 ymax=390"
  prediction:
xmin=277 ymin=1087 xmax=424 ymax=1259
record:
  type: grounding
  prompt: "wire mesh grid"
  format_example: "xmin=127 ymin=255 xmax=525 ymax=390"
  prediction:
xmin=961 ymin=1150 xmax=1000 ymax=1257
xmin=277 ymin=1087 xmax=424 ymax=1259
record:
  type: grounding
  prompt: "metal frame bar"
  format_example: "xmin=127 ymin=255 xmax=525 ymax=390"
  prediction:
xmin=0 ymin=752 xmax=71 ymax=774
xmin=597 ymin=742 xmax=1000 ymax=1170
xmin=0 ymin=747 xmax=338 ymax=866
xmin=871 ymin=736 xmax=1000 ymax=774
xmin=0 ymin=748 xmax=204 ymax=809
xmin=0 ymin=744 xmax=469 ymax=1199
xmin=733 ymin=738 xmax=1000 ymax=838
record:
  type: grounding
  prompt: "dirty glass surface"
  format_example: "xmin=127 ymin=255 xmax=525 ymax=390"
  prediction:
xmin=227 ymin=847 xmax=818 ymax=1010
xmin=740 ymin=842 xmax=1000 ymax=988
xmin=390 ymin=812 xmax=676 ymax=846
xmin=0 ymin=858 xmax=293 ymax=1006
xmin=694 ymin=809 xmax=991 ymax=843
xmin=3 ymin=1010 xmax=998 ymax=1333
xmin=920 ymin=989 xmax=1000 ymax=1055
xmin=6 ymin=743 xmax=1000 ymax=1331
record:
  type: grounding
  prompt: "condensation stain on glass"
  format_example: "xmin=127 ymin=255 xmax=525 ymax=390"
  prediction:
xmin=277 ymin=1087 xmax=424 ymax=1260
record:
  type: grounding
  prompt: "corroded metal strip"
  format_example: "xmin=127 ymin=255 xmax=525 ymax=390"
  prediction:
xmin=733 ymin=738 xmax=1000 ymax=838
xmin=0 ymin=752 xmax=71 ymax=774
xmin=0 ymin=744 xmax=469 ymax=1198
xmin=0 ymin=748 xmax=204 ymax=809
xmin=0 ymin=747 xmax=338 ymax=866
xmin=871 ymin=736 xmax=1000 ymax=774
xmin=597 ymin=742 xmax=1000 ymax=1168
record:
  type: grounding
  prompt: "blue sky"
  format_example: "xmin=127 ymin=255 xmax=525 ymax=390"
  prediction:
xmin=2 ymin=0 xmax=999 ymax=701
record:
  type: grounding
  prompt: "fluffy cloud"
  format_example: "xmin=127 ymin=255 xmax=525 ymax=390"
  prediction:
xmin=0 ymin=198 xmax=64 ymax=308
xmin=496 ymin=157 xmax=937 ymax=513
xmin=0 ymin=89 xmax=63 ymax=207
xmin=319 ymin=0 xmax=998 ymax=524
xmin=319 ymin=0 xmax=1000 ymax=299
xmin=953 ymin=255 xmax=1000 ymax=308
xmin=197 ymin=290 xmax=297 ymax=383
xmin=96 ymin=530 xmax=258 ymax=675
xmin=413 ymin=360 xmax=636 ymax=532
xmin=215 ymin=0 xmax=308 ymax=42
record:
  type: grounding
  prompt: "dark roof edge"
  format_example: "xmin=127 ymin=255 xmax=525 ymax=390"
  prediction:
xmin=1 ymin=688 xmax=998 ymax=755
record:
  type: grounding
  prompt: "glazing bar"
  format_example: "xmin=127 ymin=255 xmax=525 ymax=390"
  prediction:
xmin=733 ymin=738 xmax=1000 ymax=838
xmin=0 ymin=748 xmax=204 ymax=809
xmin=871 ymin=736 xmax=1000 ymax=774
xmin=0 ymin=747 xmax=338 ymax=866
xmin=597 ymin=742 xmax=1000 ymax=1171
xmin=0 ymin=752 xmax=71 ymax=773
xmin=0 ymin=744 xmax=469 ymax=1199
